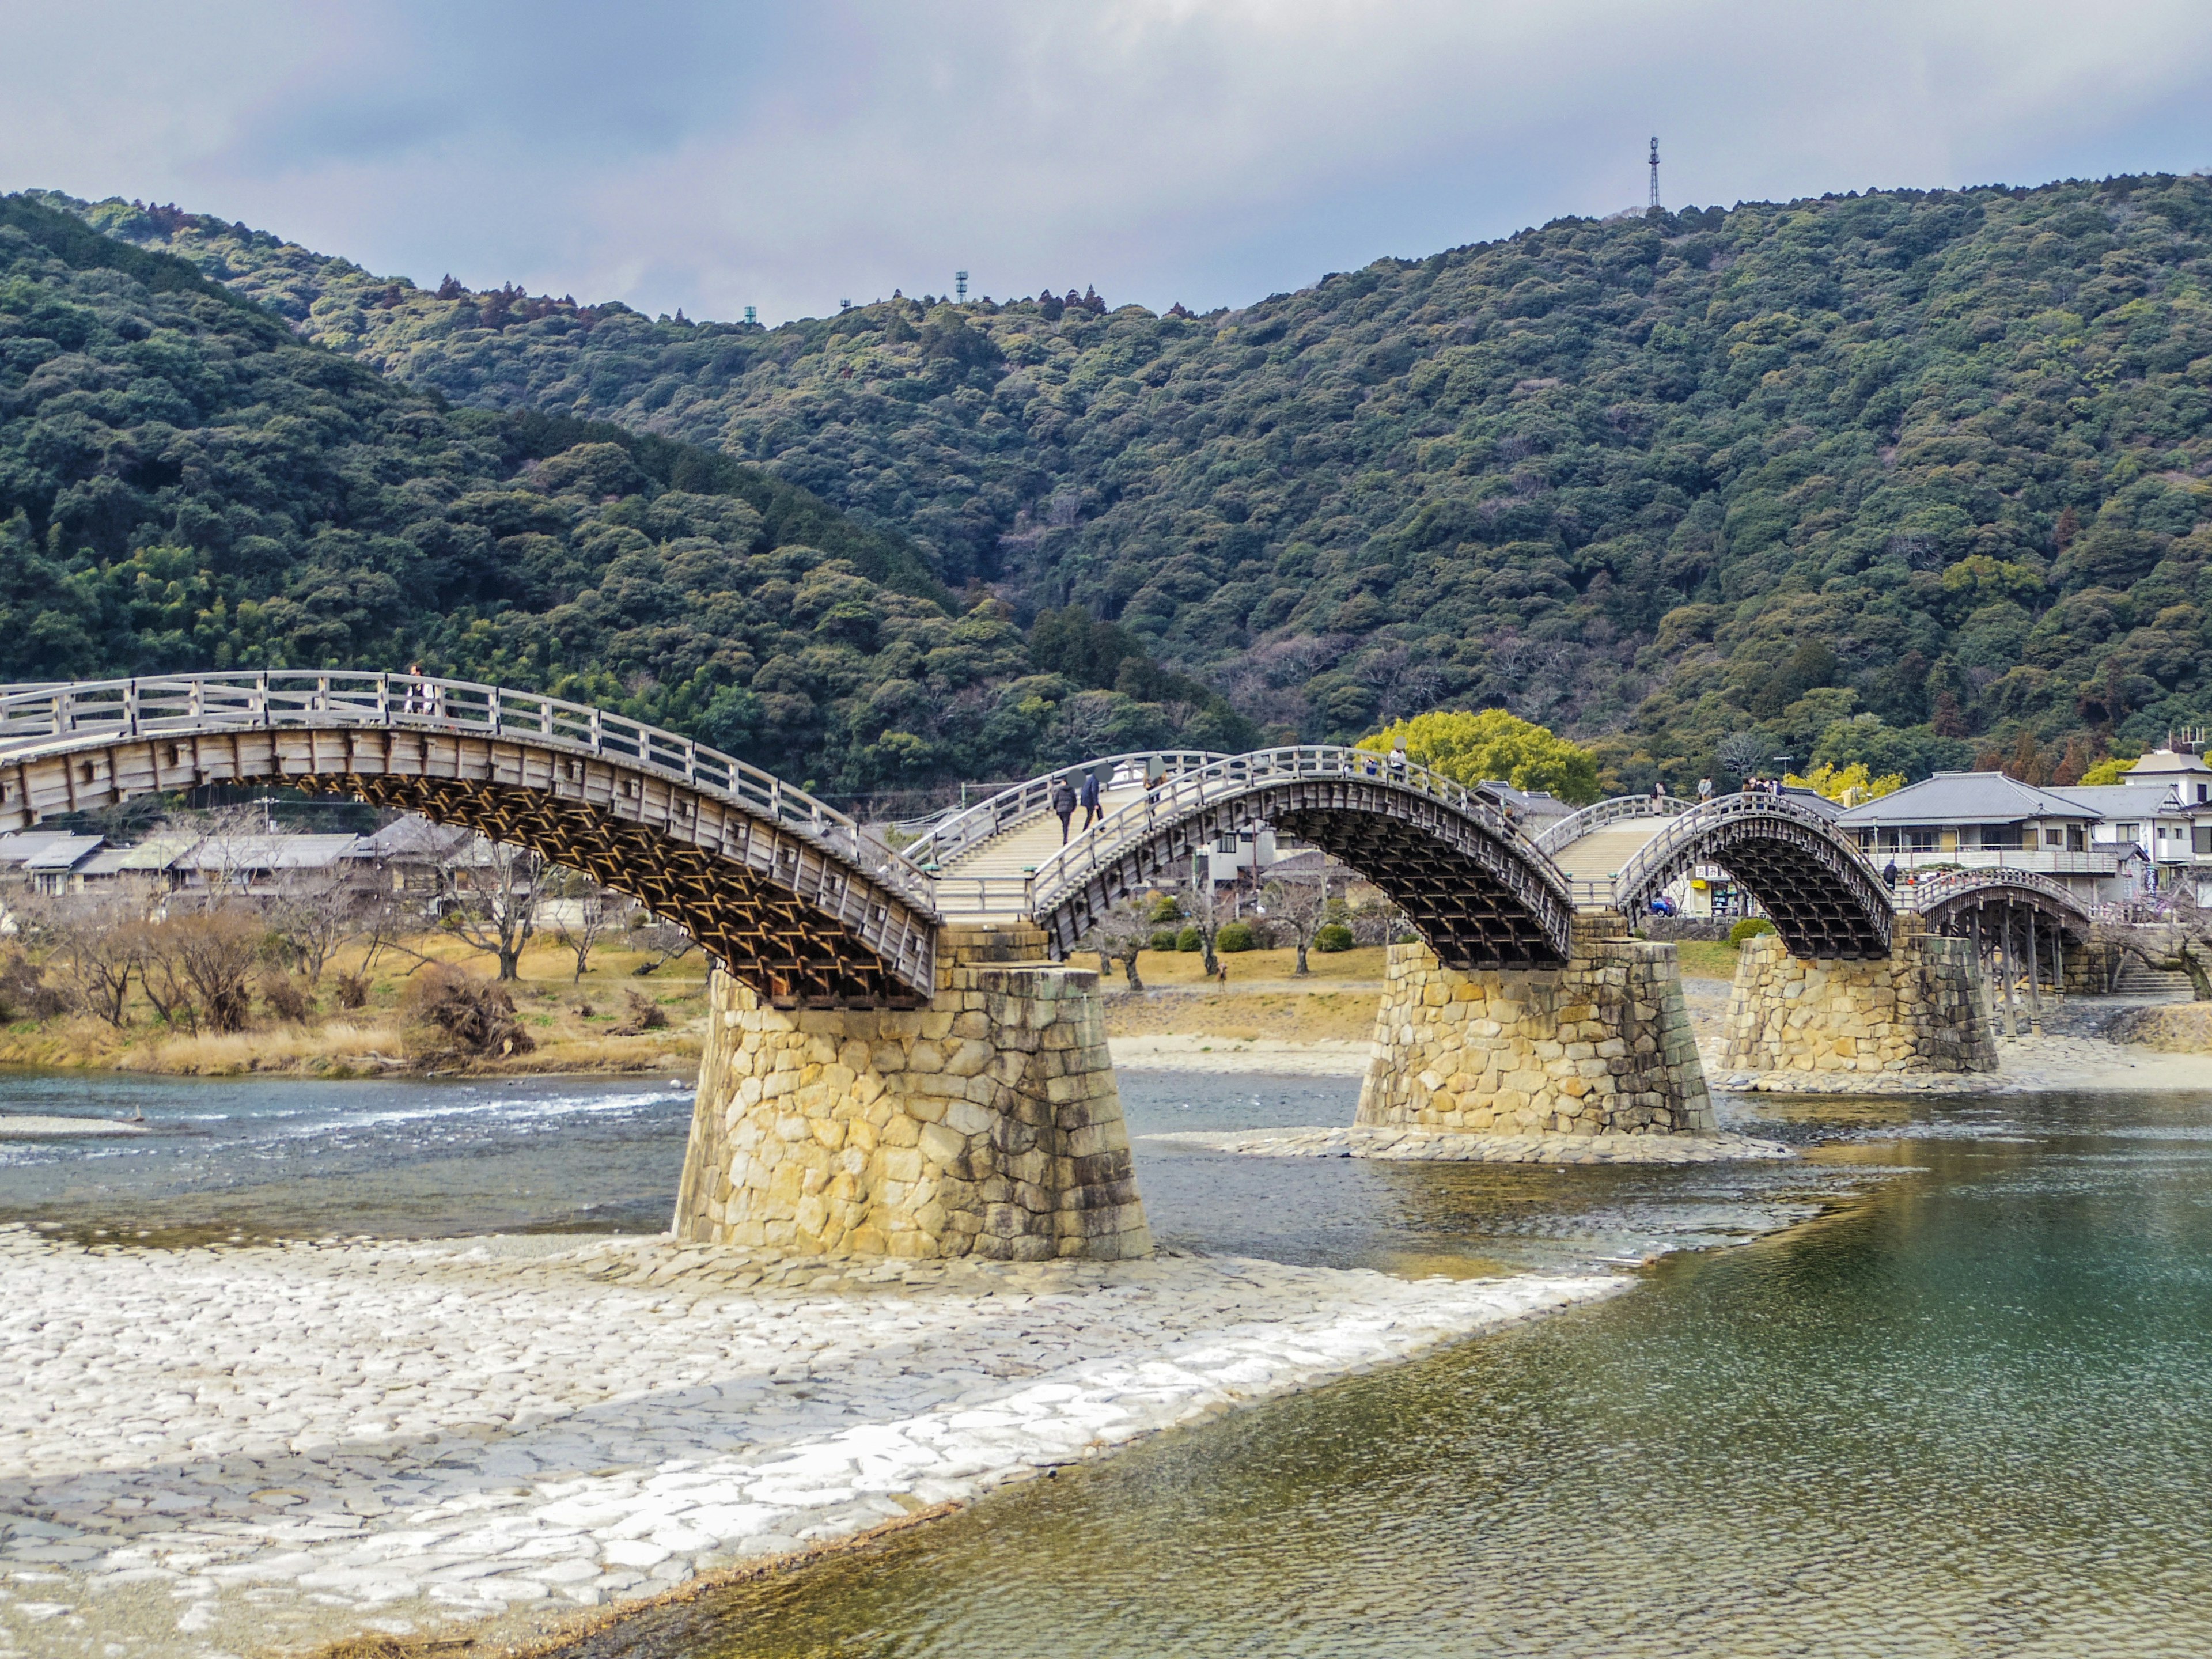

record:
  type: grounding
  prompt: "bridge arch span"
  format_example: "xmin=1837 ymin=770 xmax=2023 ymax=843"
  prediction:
xmin=1614 ymin=794 xmax=1894 ymax=959
xmin=0 ymin=673 xmax=937 ymax=1008
xmin=1018 ymin=748 xmax=1576 ymax=969
xmin=1906 ymin=868 xmax=2092 ymax=941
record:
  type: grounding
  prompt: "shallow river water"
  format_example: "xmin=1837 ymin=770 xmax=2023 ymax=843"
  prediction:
xmin=9 ymin=1071 xmax=2212 ymax=1656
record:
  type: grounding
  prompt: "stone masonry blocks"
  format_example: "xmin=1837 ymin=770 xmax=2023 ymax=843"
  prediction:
xmin=1354 ymin=919 xmax=1716 ymax=1136
xmin=673 ymin=926 xmax=1153 ymax=1261
xmin=1719 ymin=917 xmax=1997 ymax=1075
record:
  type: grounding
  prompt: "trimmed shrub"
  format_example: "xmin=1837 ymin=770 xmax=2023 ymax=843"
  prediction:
xmin=1313 ymin=923 xmax=1355 ymax=953
xmin=1729 ymin=917 xmax=1778 ymax=948
xmin=1175 ymin=926 xmax=1204 ymax=952
xmin=1148 ymin=929 xmax=1181 ymax=952
xmin=1216 ymin=922 xmax=1257 ymax=953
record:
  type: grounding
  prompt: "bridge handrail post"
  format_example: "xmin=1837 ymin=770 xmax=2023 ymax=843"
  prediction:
xmin=122 ymin=680 xmax=138 ymax=737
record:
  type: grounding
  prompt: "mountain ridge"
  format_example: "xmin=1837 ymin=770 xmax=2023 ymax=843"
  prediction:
xmin=38 ymin=173 xmax=2212 ymax=790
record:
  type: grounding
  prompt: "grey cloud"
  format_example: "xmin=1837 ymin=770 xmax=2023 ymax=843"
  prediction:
xmin=5 ymin=0 xmax=2212 ymax=324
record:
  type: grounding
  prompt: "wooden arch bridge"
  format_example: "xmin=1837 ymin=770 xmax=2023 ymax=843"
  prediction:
xmin=0 ymin=672 xmax=2092 ymax=1005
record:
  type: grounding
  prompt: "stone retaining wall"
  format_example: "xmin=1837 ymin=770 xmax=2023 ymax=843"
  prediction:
xmin=1354 ymin=921 xmax=1714 ymax=1136
xmin=1719 ymin=920 xmax=1996 ymax=1075
xmin=674 ymin=926 xmax=1152 ymax=1261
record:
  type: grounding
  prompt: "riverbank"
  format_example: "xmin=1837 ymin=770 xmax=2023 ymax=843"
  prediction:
xmin=0 ymin=1227 xmax=1622 ymax=1659
xmin=0 ymin=934 xmax=710 ymax=1079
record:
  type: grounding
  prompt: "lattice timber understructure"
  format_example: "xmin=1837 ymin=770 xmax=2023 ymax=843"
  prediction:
xmin=1021 ymin=748 xmax=1576 ymax=969
xmin=1613 ymin=795 xmax=1895 ymax=960
xmin=0 ymin=674 xmax=937 ymax=1009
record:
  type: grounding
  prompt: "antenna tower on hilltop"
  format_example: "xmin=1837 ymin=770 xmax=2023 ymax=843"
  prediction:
xmin=1649 ymin=137 xmax=1661 ymax=210
xmin=955 ymin=270 xmax=969 ymax=301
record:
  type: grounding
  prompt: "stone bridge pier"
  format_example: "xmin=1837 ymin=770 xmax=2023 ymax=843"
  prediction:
xmin=1356 ymin=916 xmax=1715 ymax=1136
xmin=1719 ymin=916 xmax=1997 ymax=1078
xmin=674 ymin=926 xmax=1152 ymax=1261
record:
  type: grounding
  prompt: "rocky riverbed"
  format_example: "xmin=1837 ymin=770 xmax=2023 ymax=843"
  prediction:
xmin=0 ymin=1227 xmax=1618 ymax=1658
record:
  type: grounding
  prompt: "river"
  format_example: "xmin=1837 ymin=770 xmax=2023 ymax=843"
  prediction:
xmin=7 ymin=1072 xmax=2212 ymax=1656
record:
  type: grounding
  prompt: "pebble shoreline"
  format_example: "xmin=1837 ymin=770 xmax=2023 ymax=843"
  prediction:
xmin=0 ymin=1227 xmax=1619 ymax=1659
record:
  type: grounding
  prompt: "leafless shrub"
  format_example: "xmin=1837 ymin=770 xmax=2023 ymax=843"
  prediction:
xmin=259 ymin=975 xmax=313 ymax=1023
xmin=333 ymin=973 xmax=371 ymax=1010
xmin=0 ymin=948 xmax=68 ymax=1024
xmin=401 ymin=964 xmax=534 ymax=1056
xmin=609 ymin=990 xmax=669 ymax=1036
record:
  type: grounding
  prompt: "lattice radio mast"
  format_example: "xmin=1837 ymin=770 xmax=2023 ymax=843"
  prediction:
xmin=1649 ymin=137 xmax=1661 ymax=210
xmin=955 ymin=270 xmax=969 ymax=302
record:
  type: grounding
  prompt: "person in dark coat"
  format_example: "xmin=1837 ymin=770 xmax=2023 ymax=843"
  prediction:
xmin=1882 ymin=859 xmax=1900 ymax=891
xmin=1051 ymin=777 xmax=1077 ymax=843
xmin=1079 ymin=769 xmax=1101 ymax=830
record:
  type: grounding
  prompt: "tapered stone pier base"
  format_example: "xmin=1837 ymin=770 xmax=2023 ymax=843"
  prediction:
xmin=1719 ymin=919 xmax=1997 ymax=1076
xmin=1355 ymin=919 xmax=1715 ymax=1136
xmin=674 ymin=925 xmax=1152 ymax=1260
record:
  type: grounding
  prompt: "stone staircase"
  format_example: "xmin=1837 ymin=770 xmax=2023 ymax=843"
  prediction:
xmin=2112 ymin=956 xmax=2194 ymax=999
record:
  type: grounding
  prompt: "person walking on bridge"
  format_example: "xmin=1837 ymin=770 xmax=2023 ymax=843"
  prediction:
xmin=1078 ymin=768 xmax=1101 ymax=831
xmin=1051 ymin=776 xmax=1078 ymax=844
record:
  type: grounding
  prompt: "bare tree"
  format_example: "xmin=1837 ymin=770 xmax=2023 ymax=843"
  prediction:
xmin=438 ymin=838 xmax=544 ymax=981
xmin=1176 ymin=856 xmax=1235 ymax=977
xmin=628 ymin=912 xmax=698 ymax=977
xmin=546 ymin=874 xmax=624 ymax=983
xmin=1262 ymin=867 xmax=1334 ymax=976
xmin=1081 ymin=902 xmax=1152 ymax=993
xmin=142 ymin=906 xmax=263 ymax=1033
xmin=16 ymin=884 xmax=152 ymax=1027
xmin=266 ymin=872 xmax=369 ymax=987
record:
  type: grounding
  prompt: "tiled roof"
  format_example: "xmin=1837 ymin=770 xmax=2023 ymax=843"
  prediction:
xmin=1834 ymin=771 xmax=2094 ymax=828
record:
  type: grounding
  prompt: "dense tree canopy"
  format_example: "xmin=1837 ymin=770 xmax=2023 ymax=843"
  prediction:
xmin=1357 ymin=710 xmax=1602 ymax=804
xmin=41 ymin=173 xmax=2212 ymax=791
xmin=0 ymin=194 xmax=1241 ymax=798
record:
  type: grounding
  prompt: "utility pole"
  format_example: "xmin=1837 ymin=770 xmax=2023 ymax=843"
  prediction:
xmin=1649 ymin=136 xmax=1662 ymax=211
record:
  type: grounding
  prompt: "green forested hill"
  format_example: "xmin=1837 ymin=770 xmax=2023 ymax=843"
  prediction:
xmin=47 ymin=175 xmax=2212 ymax=789
xmin=0 ymin=194 xmax=1251 ymax=797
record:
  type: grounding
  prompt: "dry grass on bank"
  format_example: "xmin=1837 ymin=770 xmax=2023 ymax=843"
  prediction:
xmin=1673 ymin=941 xmax=1741 ymax=983
xmin=0 ymin=931 xmax=710 ymax=1078
xmin=2104 ymin=1002 xmax=2212 ymax=1052
xmin=1094 ymin=946 xmax=1386 ymax=1044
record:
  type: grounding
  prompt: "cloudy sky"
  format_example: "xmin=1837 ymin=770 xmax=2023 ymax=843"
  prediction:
xmin=10 ymin=1 xmax=2212 ymax=324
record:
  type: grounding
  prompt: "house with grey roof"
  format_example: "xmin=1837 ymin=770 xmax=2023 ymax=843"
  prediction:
xmin=1833 ymin=772 xmax=2119 ymax=902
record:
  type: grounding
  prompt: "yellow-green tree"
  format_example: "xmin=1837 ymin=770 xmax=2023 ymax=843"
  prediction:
xmin=2078 ymin=757 xmax=2133 ymax=786
xmin=1357 ymin=710 xmax=1601 ymax=805
xmin=1783 ymin=760 xmax=1905 ymax=802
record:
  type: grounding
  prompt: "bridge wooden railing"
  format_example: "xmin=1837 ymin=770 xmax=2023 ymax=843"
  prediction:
xmin=1533 ymin=793 xmax=1695 ymax=855
xmin=1902 ymin=866 xmax=2089 ymax=918
xmin=0 ymin=672 xmax=938 ymax=912
xmin=1608 ymin=791 xmax=1882 ymax=912
xmin=899 ymin=750 xmax=1228 ymax=871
